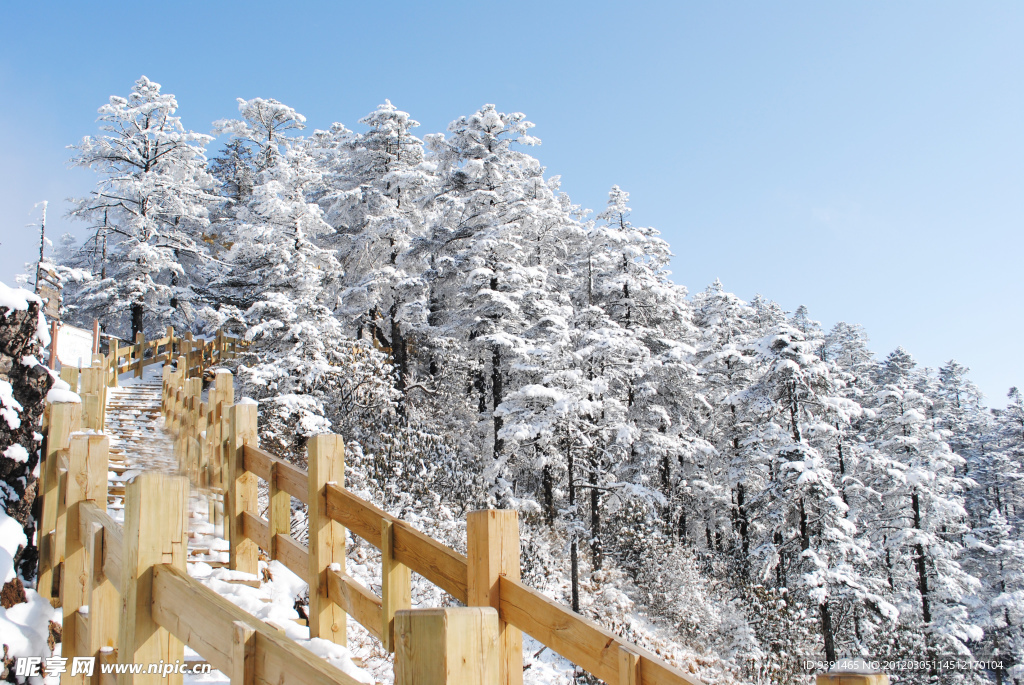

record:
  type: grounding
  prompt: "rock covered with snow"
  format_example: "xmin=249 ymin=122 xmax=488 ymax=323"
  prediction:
xmin=0 ymin=281 xmax=54 ymax=586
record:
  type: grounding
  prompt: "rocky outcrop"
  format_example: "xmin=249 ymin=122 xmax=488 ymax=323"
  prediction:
xmin=1 ymin=293 xmax=53 ymax=582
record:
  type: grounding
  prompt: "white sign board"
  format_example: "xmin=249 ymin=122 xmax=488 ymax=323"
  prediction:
xmin=56 ymin=324 xmax=95 ymax=368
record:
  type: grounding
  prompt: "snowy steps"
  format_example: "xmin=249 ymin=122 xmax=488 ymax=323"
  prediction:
xmin=102 ymin=378 xmax=233 ymax=570
xmin=105 ymin=382 xmax=176 ymax=475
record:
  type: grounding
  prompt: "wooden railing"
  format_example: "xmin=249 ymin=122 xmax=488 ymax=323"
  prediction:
xmin=37 ymin=329 xmax=246 ymax=605
xmin=106 ymin=326 xmax=242 ymax=385
xmin=161 ymin=363 xmax=704 ymax=685
xmin=40 ymin=414 xmax=368 ymax=685
xmin=38 ymin=327 xmax=715 ymax=684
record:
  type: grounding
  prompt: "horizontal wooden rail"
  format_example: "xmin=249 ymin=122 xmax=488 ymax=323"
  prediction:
xmin=152 ymin=564 xmax=363 ymax=685
xmin=325 ymin=483 xmax=469 ymax=603
xmin=327 ymin=570 xmax=384 ymax=642
xmin=242 ymin=511 xmax=385 ymax=641
xmin=242 ymin=511 xmax=271 ymax=551
xmin=115 ymin=352 xmax=170 ymax=376
xmin=275 ymin=534 xmax=308 ymax=579
xmin=243 ymin=445 xmax=308 ymax=504
xmin=61 ymin=326 xmax=245 ymax=391
xmin=499 ymin=577 xmax=700 ymax=685
xmin=79 ymin=500 xmax=123 ymax=590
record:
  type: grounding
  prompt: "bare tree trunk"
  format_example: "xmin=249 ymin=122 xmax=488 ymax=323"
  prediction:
xmin=570 ymin=535 xmax=580 ymax=613
xmin=589 ymin=450 xmax=602 ymax=570
xmin=567 ymin=435 xmax=579 ymax=612
xmin=911 ymin=492 xmax=932 ymax=625
xmin=131 ymin=302 xmax=144 ymax=342
xmin=390 ymin=312 xmax=407 ymax=416
xmin=737 ymin=482 xmax=750 ymax=558
xmin=800 ymin=498 xmax=810 ymax=551
xmin=542 ymin=464 xmax=555 ymax=526
xmin=491 ymin=344 xmax=503 ymax=458
xmin=820 ymin=600 xmax=837 ymax=663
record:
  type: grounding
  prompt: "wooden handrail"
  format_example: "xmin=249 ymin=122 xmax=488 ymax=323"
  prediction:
xmin=499 ymin=577 xmax=700 ymax=685
xmin=241 ymin=508 xmax=386 ymax=642
xmin=327 ymin=569 xmax=385 ymax=642
xmin=164 ymin=338 xmax=706 ymax=685
xmin=152 ymin=564 xmax=363 ymax=685
xmin=89 ymin=327 xmax=246 ymax=387
xmin=242 ymin=444 xmax=308 ymax=504
xmin=325 ymin=483 xmax=470 ymax=603
xmin=78 ymin=500 xmax=123 ymax=590
xmin=48 ymin=442 xmax=367 ymax=685
xmin=240 ymin=445 xmax=702 ymax=684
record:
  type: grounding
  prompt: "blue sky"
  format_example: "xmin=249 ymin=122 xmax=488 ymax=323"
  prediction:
xmin=1 ymin=1 xmax=1020 ymax=405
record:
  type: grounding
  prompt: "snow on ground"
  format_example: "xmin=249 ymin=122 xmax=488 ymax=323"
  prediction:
xmin=1 ymin=507 xmax=57 ymax=685
xmin=185 ymin=495 xmax=371 ymax=684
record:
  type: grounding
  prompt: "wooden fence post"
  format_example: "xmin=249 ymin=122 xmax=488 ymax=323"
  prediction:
xmin=47 ymin=320 xmax=58 ymax=370
xmin=307 ymin=433 xmax=347 ymax=645
xmin=161 ymin=365 xmax=171 ymax=419
xmin=38 ymin=400 xmax=82 ymax=605
xmin=62 ymin=433 xmax=109 ymax=677
xmin=381 ymin=519 xmax=411 ymax=652
xmin=80 ymin=364 xmax=105 ymax=431
xmin=134 ymin=331 xmax=145 ymax=378
xmin=394 ymin=608 xmax=500 ymax=685
xmin=59 ymin=365 xmax=79 ymax=393
xmin=201 ymin=405 xmax=213 ymax=489
xmin=195 ymin=401 xmax=208 ymax=482
xmin=184 ymin=332 xmax=193 ymax=376
xmin=181 ymin=377 xmax=202 ymax=456
xmin=119 ymin=473 xmax=189 ymax=685
xmin=229 ymin=402 xmax=259 ymax=576
xmin=467 ymin=510 xmax=523 ymax=685
xmin=211 ymin=370 xmax=234 ymax=489
xmin=230 ymin=620 xmax=256 ymax=685
xmin=164 ymin=326 xmax=174 ymax=365
xmin=215 ymin=329 xmax=224 ymax=365
xmin=109 ymin=337 xmax=119 ymax=388
xmin=619 ymin=646 xmax=641 ymax=685
xmin=268 ymin=462 xmax=290 ymax=562
xmin=84 ymin=519 xmax=120 ymax=670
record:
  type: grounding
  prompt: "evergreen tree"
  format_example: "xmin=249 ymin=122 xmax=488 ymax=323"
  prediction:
xmin=873 ymin=349 xmax=982 ymax=664
xmin=67 ymin=76 xmax=218 ymax=338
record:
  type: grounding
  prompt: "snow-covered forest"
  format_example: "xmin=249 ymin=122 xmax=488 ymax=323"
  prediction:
xmin=50 ymin=76 xmax=1024 ymax=683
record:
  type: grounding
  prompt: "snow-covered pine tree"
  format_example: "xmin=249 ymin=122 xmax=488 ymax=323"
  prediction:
xmin=991 ymin=388 xmax=1024 ymax=528
xmin=743 ymin=320 xmax=890 ymax=664
xmin=66 ymin=76 xmax=218 ymax=339
xmin=213 ymin=97 xmax=307 ymax=171
xmin=871 ymin=348 xmax=982 ymax=668
xmin=203 ymin=98 xmax=365 ymax=453
xmin=964 ymin=508 xmax=1024 ymax=682
xmin=419 ymin=104 xmax=546 ymax=463
xmin=691 ymin=281 xmax=763 ymax=564
xmin=209 ymin=138 xmax=257 ymax=207
xmin=320 ymin=101 xmax=434 ymax=402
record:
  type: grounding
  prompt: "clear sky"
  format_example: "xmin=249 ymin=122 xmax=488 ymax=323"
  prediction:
xmin=1 ymin=1 xmax=1020 ymax=405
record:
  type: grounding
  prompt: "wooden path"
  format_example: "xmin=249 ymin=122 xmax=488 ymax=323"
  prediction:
xmin=105 ymin=382 xmax=173 ymax=472
xmin=102 ymin=381 xmax=230 ymax=575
